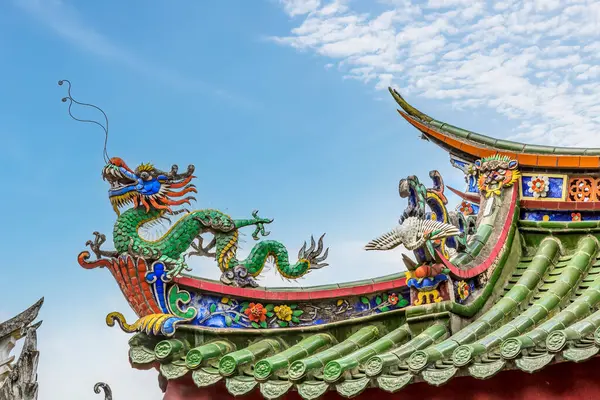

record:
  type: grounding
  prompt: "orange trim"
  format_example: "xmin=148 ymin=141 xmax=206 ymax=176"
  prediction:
xmin=557 ymin=156 xmax=580 ymax=168
xmin=579 ymin=157 xmax=600 ymax=168
xmin=516 ymin=154 xmax=538 ymax=165
xmin=399 ymin=111 xmax=600 ymax=169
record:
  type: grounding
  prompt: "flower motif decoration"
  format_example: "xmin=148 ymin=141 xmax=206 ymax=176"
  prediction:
xmin=571 ymin=213 xmax=582 ymax=222
xmin=457 ymin=201 xmax=474 ymax=216
xmin=456 ymin=281 xmax=470 ymax=301
xmin=527 ymin=175 xmax=549 ymax=198
xmin=244 ymin=303 xmax=267 ymax=323
xmin=274 ymin=305 xmax=293 ymax=322
xmin=542 ymin=215 xmax=550 ymax=222
xmin=568 ymin=178 xmax=594 ymax=202
xmin=388 ymin=293 xmax=399 ymax=306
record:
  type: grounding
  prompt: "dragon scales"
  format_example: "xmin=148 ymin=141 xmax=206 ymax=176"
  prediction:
xmin=86 ymin=157 xmax=329 ymax=287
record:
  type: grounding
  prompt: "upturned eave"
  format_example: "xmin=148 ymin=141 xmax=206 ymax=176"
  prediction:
xmin=390 ymin=88 xmax=600 ymax=169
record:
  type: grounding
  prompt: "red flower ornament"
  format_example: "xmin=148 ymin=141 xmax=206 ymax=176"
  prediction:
xmin=571 ymin=213 xmax=582 ymax=222
xmin=244 ymin=303 xmax=267 ymax=323
xmin=388 ymin=293 xmax=399 ymax=306
xmin=457 ymin=201 xmax=474 ymax=216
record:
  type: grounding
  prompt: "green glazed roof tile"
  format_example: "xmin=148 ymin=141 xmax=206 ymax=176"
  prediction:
xmin=126 ymin=231 xmax=600 ymax=399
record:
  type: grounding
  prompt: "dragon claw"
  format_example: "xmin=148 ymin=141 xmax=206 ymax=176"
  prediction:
xmin=86 ymin=231 xmax=117 ymax=260
xmin=188 ymin=236 xmax=216 ymax=258
xmin=250 ymin=210 xmax=273 ymax=240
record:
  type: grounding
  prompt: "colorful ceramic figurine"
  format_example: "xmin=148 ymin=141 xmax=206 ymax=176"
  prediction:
xmin=87 ymin=157 xmax=329 ymax=286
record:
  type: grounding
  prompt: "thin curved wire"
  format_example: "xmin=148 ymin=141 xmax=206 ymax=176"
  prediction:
xmin=58 ymin=79 xmax=110 ymax=163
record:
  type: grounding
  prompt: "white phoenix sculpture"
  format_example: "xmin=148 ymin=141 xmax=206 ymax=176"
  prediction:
xmin=365 ymin=216 xmax=460 ymax=268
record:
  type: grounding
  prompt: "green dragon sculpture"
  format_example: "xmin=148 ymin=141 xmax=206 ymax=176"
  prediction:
xmin=87 ymin=157 xmax=329 ymax=287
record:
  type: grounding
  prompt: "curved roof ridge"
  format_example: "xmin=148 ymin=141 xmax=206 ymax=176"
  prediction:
xmin=388 ymin=87 xmax=600 ymax=157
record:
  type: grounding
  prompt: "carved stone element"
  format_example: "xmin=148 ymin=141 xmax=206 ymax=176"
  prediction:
xmin=0 ymin=298 xmax=43 ymax=400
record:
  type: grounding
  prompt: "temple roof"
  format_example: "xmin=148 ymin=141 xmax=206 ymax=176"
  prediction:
xmin=126 ymin=225 xmax=600 ymax=398
xmin=76 ymin=82 xmax=600 ymax=399
xmin=390 ymin=88 xmax=600 ymax=169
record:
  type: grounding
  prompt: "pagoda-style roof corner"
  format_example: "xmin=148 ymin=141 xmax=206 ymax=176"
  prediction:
xmin=0 ymin=297 xmax=43 ymax=400
xmin=389 ymin=87 xmax=600 ymax=169
xmin=0 ymin=297 xmax=43 ymax=339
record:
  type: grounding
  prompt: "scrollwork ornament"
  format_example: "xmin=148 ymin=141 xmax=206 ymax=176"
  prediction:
xmin=364 ymin=356 xmax=384 ymax=377
xmin=192 ymin=368 xmax=223 ymax=388
xmin=323 ymin=361 xmax=343 ymax=382
xmin=218 ymin=355 xmax=237 ymax=376
xmin=515 ymin=353 xmax=554 ymax=373
xmin=377 ymin=374 xmax=413 ymax=393
xmin=468 ymin=360 xmax=505 ymax=379
xmin=226 ymin=376 xmax=258 ymax=396
xmin=129 ymin=346 xmax=156 ymax=364
xmin=407 ymin=350 xmax=429 ymax=371
xmin=159 ymin=362 xmax=189 ymax=380
xmin=94 ymin=382 xmax=113 ymax=400
xmin=297 ymin=381 xmax=329 ymax=400
xmin=500 ymin=338 xmax=522 ymax=360
xmin=253 ymin=360 xmax=272 ymax=381
xmin=335 ymin=377 xmax=370 ymax=398
xmin=563 ymin=345 xmax=599 ymax=362
xmin=167 ymin=284 xmax=198 ymax=319
xmin=260 ymin=381 xmax=293 ymax=400
xmin=422 ymin=366 xmax=457 ymax=386
xmin=288 ymin=360 xmax=306 ymax=380
xmin=546 ymin=331 xmax=568 ymax=352
xmin=452 ymin=345 xmax=474 ymax=367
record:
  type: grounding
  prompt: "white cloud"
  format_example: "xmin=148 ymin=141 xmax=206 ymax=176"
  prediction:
xmin=279 ymin=0 xmax=322 ymax=16
xmin=272 ymin=0 xmax=600 ymax=147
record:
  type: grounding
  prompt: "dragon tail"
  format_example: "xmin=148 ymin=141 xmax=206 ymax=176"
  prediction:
xmin=238 ymin=235 xmax=329 ymax=280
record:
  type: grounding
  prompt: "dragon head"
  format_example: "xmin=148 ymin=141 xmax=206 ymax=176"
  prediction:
xmin=102 ymin=157 xmax=197 ymax=215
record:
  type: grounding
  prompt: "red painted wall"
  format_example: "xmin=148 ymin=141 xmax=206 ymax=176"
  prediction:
xmin=164 ymin=357 xmax=600 ymax=400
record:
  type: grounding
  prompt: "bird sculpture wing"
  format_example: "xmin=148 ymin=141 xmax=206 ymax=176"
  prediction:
xmin=420 ymin=218 xmax=461 ymax=240
xmin=364 ymin=228 xmax=403 ymax=251
xmin=365 ymin=217 xmax=460 ymax=251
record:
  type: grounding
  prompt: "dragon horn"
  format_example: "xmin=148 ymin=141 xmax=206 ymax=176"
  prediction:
xmin=365 ymin=228 xmax=403 ymax=251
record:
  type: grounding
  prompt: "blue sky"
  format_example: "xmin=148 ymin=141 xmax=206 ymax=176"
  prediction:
xmin=1 ymin=0 xmax=597 ymax=398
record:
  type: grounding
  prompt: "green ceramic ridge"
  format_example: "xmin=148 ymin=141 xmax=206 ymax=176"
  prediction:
xmin=253 ymin=334 xmax=333 ymax=381
xmin=323 ymin=325 xmax=410 ymax=383
xmin=494 ymin=236 xmax=598 ymax=360
xmin=154 ymin=339 xmax=187 ymax=362
xmin=218 ymin=339 xmax=280 ymax=377
xmin=185 ymin=341 xmax=233 ymax=370
xmin=450 ymin=202 xmax=521 ymax=318
xmin=451 ymin=237 xmax=560 ymax=366
xmin=505 ymin=249 xmax=600 ymax=357
xmin=365 ymin=324 xmax=447 ymax=377
xmin=288 ymin=326 xmax=379 ymax=381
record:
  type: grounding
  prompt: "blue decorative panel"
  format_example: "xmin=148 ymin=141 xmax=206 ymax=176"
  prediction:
xmin=520 ymin=210 xmax=600 ymax=222
xmin=520 ymin=174 xmax=566 ymax=200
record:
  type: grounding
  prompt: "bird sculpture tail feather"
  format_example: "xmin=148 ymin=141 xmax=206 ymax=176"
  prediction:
xmin=364 ymin=229 xmax=402 ymax=251
xmin=364 ymin=217 xmax=460 ymax=251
